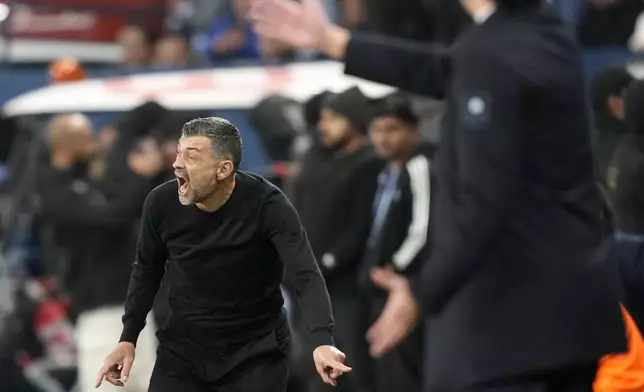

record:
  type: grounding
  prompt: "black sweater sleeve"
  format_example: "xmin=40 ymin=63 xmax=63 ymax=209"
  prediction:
xmin=261 ymin=188 xmax=335 ymax=350
xmin=120 ymin=190 xmax=168 ymax=345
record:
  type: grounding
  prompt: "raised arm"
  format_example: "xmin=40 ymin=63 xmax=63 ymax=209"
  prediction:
xmin=342 ymin=31 xmax=450 ymax=98
xmin=119 ymin=191 xmax=168 ymax=345
xmin=250 ymin=0 xmax=450 ymax=97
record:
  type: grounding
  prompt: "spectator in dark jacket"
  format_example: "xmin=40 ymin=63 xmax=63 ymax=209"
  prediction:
xmin=606 ymin=80 xmax=644 ymax=333
xmin=361 ymin=93 xmax=435 ymax=392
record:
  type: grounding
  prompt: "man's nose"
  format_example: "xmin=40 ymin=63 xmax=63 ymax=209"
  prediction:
xmin=173 ymin=155 xmax=184 ymax=170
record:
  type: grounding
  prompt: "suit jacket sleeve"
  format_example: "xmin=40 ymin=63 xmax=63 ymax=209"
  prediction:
xmin=344 ymin=32 xmax=450 ymax=98
xmin=410 ymin=49 xmax=523 ymax=314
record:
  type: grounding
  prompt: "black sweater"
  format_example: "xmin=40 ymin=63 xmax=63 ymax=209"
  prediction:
xmin=120 ymin=172 xmax=334 ymax=349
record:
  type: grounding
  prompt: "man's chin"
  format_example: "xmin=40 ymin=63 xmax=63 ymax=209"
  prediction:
xmin=178 ymin=195 xmax=194 ymax=206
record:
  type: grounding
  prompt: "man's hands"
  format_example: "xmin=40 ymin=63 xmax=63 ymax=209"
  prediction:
xmin=250 ymin=0 xmax=328 ymax=49
xmin=313 ymin=345 xmax=352 ymax=386
xmin=366 ymin=267 xmax=421 ymax=358
xmin=95 ymin=342 xmax=135 ymax=388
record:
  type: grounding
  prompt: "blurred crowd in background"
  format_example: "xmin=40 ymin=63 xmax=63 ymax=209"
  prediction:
xmin=0 ymin=0 xmax=642 ymax=392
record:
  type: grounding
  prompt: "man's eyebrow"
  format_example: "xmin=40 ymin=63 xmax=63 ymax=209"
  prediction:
xmin=181 ymin=146 xmax=204 ymax=152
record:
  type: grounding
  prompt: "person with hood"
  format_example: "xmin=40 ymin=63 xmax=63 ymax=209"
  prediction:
xmin=590 ymin=65 xmax=634 ymax=190
xmin=298 ymin=86 xmax=384 ymax=392
xmin=360 ymin=93 xmax=436 ymax=392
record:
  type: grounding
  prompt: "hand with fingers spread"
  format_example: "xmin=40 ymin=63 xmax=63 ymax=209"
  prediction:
xmin=95 ymin=342 xmax=135 ymax=388
xmin=250 ymin=0 xmax=329 ymax=50
xmin=313 ymin=345 xmax=352 ymax=386
xmin=366 ymin=267 xmax=420 ymax=358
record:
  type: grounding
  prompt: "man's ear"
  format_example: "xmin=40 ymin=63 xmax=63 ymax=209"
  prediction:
xmin=217 ymin=160 xmax=234 ymax=180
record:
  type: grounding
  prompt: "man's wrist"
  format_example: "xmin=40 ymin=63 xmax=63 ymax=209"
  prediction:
xmin=309 ymin=328 xmax=335 ymax=352
xmin=319 ymin=25 xmax=350 ymax=60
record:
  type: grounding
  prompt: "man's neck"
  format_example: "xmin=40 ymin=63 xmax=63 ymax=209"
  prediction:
xmin=196 ymin=175 xmax=236 ymax=213
xmin=50 ymin=152 xmax=74 ymax=170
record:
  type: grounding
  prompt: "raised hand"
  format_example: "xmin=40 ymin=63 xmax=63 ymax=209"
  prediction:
xmin=250 ymin=0 xmax=329 ymax=49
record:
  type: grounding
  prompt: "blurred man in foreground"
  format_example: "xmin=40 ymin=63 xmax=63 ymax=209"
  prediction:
xmin=251 ymin=0 xmax=627 ymax=390
xmin=361 ymin=94 xmax=435 ymax=392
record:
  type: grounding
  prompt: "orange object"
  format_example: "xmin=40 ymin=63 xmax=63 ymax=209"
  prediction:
xmin=49 ymin=58 xmax=87 ymax=84
xmin=594 ymin=305 xmax=644 ymax=392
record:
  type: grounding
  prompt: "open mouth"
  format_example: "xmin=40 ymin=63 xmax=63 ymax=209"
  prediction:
xmin=176 ymin=174 xmax=189 ymax=194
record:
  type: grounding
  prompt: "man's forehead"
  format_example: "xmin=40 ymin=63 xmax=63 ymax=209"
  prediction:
xmin=178 ymin=135 xmax=211 ymax=150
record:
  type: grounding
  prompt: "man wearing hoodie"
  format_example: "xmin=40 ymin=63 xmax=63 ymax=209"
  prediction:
xmin=360 ymin=94 xmax=436 ymax=392
xmin=298 ymin=86 xmax=384 ymax=392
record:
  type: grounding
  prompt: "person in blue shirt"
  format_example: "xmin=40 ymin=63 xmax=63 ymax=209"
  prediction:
xmin=194 ymin=0 xmax=261 ymax=63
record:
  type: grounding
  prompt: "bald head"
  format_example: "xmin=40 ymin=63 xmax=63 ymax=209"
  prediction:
xmin=47 ymin=113 xmax=92 ymax=146
xmin=47 ymin=113 xmax=96 ymax=161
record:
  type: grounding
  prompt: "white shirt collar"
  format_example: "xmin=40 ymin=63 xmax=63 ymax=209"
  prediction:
xmin=473 ymin=3 xmax=497 ymax=25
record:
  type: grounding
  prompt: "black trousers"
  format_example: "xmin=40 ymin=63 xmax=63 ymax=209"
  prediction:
xmin=464 ymin=363 xmax=597 ymax=392
xmin=148 ymin=320 xmax=291 ymax=392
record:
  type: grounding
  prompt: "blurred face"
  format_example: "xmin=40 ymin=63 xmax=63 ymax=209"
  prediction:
xmin=117 ymin=26 xmax=150 ymax=67
xmin=71 ymin=124 xmax=97 ymax=160
xmin=97 ymin=125 xmax=118 ymax=153
xmin=162 ymin=140 xmax=178 ymax=166
xmin=370 ymin=116 xmax=416 ymax=160
xmin=173 ymin=136 xmax=233 ymax=205
xmin=317 ymin=108 xmax=355 ymax=149
xmin=608 ymin=95 xmax=626 ymax=121
xmin=153 ymin=37 xmax=188 ymax=68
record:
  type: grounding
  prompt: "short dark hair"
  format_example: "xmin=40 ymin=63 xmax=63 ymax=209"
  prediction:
xmin=370 ymin=93 xmax=419 ymax=126
xmin=181 ymin=117 xmax=243 ymax=170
